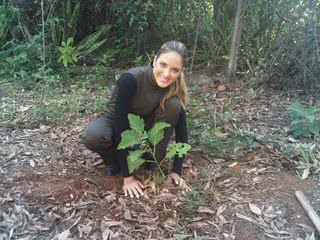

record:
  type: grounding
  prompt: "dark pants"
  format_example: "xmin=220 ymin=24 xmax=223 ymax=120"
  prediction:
xmin=82 ymin=96 xmax=182 ymax=167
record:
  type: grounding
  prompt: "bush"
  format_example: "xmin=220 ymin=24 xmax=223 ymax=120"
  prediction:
xmin=0 ymin=34 xmax=43 ymax=89
xmin=288 ymin=101 xmax=320 ymax=138
xmin=0 ymin=4 xmax=19 ymax=45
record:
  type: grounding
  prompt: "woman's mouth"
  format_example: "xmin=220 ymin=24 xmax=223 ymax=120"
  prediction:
xmin=160 ymin=76 xmax=169 ymax=83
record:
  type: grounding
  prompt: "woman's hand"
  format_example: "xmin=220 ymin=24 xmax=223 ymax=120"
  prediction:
xmin=170 ymin=173 xmax=191 ymax=191
xmin=123 ymin=176 xmax=145 ymax=198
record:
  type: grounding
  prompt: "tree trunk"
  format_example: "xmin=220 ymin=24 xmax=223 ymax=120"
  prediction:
xmin=62 ymin=0 xmax=67 ymax=42
xmin=226 ymin=0 xmax=244 ymax=82
xmin=213 ymin=0 xmax=222 ymax=25
xmin=190 ymin=17 xmax=200 ymax=73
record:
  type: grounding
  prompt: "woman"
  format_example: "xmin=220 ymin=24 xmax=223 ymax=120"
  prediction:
xmin=82 ymin=41 xmax=189 ymax=198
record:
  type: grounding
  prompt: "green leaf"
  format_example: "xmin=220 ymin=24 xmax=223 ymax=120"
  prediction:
xmin=66 ymin=0 xmax=71 ymax=21
xmin=128 ymin=114 xmax=144 ymax=134
xmin=291 ymin=119 xmax=302 ymax=125
xmin=66 ymin=37 xmax=73 ymax=46
xmin=75 ymin=25 xmax=109 ymax=56
xmin=289 ymin=122 xmax=305 ymax=133
xmin=174 ymin=234 xmax=192 ymax=240
xmin=117 ymin=130 xmax=141 ymax=150
xmin=288 ymin=101 xmax=320 ymax=138
xmin=127 ymin=150 xmax=145 ymax=174
xmin=288 ymin=102 xmax=306 ymax=119
xmin=69 ymin=2 xmax=80 ymax=38
xmin=310 ymin=119 xmax=320 ymax=136
xmin=148 ymin=122 xmax=170 ymax=146
xmin=166 ymin=143 xmax=191 ymax=159
xmin=75 ymin=39 xmax=106 ymax=57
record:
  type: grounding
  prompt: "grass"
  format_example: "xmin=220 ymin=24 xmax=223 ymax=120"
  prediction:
xmin=1 ymin=75 xmax=115 ymax=127
xmin=187 ymin=92 xmax=258 ymax=159
xmin=284 ymin=142 xmax=320 ymax=180
xmin=0 ymin=97 xmax=17 ymax=122
xmin=31 ymin=87 xmax=107 ymax=123
xmin=182 ymin=186 xmax=205 ymax=216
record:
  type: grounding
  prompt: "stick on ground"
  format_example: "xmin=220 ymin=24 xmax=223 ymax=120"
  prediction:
xmin=295 ymin=190 xmax=320 ymax=233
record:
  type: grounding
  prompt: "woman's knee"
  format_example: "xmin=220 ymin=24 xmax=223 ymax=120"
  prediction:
xmin=82 ymin=117 xmax=113 ymax=151
xmin=164 ymin=96 xmax=182 ymax=120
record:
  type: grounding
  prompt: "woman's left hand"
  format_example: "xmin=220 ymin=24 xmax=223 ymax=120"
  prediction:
xmin=170 ymin=173 xmax=191 ymax=191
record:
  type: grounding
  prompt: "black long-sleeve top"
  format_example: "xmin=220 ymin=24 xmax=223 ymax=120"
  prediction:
xmin=112 ymin=72 xmax=188 ymax=177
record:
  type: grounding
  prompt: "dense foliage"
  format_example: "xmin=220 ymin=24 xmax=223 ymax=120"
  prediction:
xmin=0 ymin=0 xmax=319 ymax=92
xmin=288 ymin=102 xmax=320 ymax=138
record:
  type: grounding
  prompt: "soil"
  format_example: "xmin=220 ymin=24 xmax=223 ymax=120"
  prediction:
xmin=1 ymin=83 xmax=320 ymax=240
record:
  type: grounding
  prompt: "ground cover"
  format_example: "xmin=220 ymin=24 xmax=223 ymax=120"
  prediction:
xmin=1 ymin=78 xmax=320 ymax=240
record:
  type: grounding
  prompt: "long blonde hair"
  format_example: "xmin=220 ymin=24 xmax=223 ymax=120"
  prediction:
xmin=155 ymin=41 xmax=189 ymax=110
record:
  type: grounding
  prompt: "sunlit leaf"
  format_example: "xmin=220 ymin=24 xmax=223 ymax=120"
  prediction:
xmin=127 ymin=150 xmax=145 ymax=174
xmin=148 ymin=122 xmax=170 ymax=146
xmin=166 ymin=143 xmax=191 ymax=159
xmin=117 ymin=130 xmax=141 ymax=150
xmin=128 ymin=114 xmax=144 ymax=134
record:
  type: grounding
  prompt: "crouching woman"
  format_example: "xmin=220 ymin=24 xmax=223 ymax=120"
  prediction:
xmin=82 ymin=41 xmax=190 ymax=198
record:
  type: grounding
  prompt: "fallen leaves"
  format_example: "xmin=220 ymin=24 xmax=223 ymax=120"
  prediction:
xmin=236 ymin=204 xmax=294 ymax=239
xmin=56 ymin=229 xmax=73 ymax=240
xmin=188 ymin=221 xmax=209 ymax=230
xmin=249 ymin=203 xmax=262 ymax=216
xmin=124 ymin=209 xmax=132 ymax=220
xmin=197 ymin=206 xmax=215 ymax=215
xmin=29 ymin=159 xmax=36 ymax=168
xmin=101 ymin=219 xmax=122 ymax=240
xmin=0 ymin=194 xmax=52 ymax=239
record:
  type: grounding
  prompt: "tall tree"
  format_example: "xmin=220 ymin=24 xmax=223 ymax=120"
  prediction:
xmin=226 ymin=0 xmax=244 ymax=82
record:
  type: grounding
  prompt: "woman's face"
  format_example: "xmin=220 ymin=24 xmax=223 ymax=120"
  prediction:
xmin=153 ymin=51 xmax=183 ymax=88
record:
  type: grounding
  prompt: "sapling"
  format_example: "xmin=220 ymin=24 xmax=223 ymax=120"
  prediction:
xmin=117 ymin=114 xmax=191 ymax=177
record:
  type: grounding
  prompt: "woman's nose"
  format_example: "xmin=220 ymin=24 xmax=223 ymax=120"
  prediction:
xmin=163 ymin=68 xmax=170 ymax=77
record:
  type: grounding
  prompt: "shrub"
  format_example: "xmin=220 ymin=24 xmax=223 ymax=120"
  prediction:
xmin=288 ymin=102 xmax=320 ymax=138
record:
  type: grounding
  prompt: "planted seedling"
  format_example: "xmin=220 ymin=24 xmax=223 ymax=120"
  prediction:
xmin=117 ymin=114 xmax=191 ymax=178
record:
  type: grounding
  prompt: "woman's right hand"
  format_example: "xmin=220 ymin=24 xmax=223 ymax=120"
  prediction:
xmin=123 ymin=176 xmax=145 ymax=198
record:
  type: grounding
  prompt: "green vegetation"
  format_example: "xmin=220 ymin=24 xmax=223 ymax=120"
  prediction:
xmin=284 ymin=143 xmax=320 ymax=180
xmin=117 ymin=114 xmax=191 ymax=175
xmin=288 ymin=101 xmax=320 ymax=138
xmin=0 ymin=84 xmax=110 ymax=127
xmin=182 ymin=187 xmax=205 ymax=216
xmin=187 ymin=94 xmax=258 ymax=159
xmin=0 ymin=0 xmax=319 ymax=92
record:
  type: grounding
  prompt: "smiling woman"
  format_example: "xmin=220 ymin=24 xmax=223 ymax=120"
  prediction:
xmin=81 ymin=41 xmax=190 ymax=198
xmin=153 ymin=51 xmax=183 ymax=88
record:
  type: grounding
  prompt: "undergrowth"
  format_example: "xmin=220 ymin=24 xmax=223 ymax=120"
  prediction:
xmin=182 ymin=186 xmax=205 ymax=216
xmin=0 ymin=80 xmax=113 ymax=127
xmin=187 ymin=92 xmax=258 ymax=159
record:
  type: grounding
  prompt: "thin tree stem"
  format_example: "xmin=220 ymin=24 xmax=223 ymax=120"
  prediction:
xmin=152 ymin=147 xmax=165 ymax=177
xmin=41 ymin=0 xmax=46 ymax=81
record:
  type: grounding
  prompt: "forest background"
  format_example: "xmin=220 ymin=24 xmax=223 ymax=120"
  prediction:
xmin=1 ymin=0 xmax=320 ymax=92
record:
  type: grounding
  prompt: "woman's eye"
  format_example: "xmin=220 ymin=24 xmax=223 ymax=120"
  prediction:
xmin=160 ymin=62 xmax=166 ymax=67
